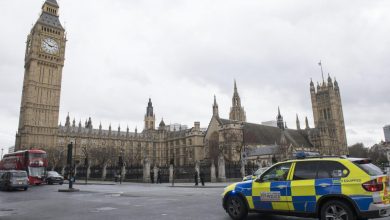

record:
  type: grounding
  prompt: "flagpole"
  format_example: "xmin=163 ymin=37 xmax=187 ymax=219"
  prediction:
xmin=319 ymin=60 xmax=324 ymax=82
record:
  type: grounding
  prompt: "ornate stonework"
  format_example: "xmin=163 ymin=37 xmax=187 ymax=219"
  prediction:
xmin=309 ymin=75 xmax=348 ymax=155
xmin=229 ymin=80 xmax=246 ymax=122
xmin=15 ymin=0 xmax=65 ymax=151
xmin=57 ymin=102 xmax=205 ymax=167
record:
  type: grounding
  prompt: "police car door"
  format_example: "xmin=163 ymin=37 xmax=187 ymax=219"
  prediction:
xmin=252 ymin=162 xmax=292 ymax=212
xmin=288 ymin=161 xmax=320 ymax=213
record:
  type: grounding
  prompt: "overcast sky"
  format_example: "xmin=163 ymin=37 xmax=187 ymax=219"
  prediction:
xmin=1 ymin=0 xmax=390 ymax=153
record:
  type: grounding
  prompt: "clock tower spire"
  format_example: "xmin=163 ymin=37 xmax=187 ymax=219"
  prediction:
xmin=15 ymin=1 xmax=66 ymax=151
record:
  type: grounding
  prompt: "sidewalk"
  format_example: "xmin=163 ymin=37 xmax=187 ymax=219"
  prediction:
xmin=168 ymin=182 xmax=232 ymax=188
xmin=71 ymin=180 xmax=233 ymax=188
xmin=71 ymin=180 xmax=116 ymax=185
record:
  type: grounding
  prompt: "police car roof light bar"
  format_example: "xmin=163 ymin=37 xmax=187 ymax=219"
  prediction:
xmin=294 ymin=151 xmax=345 ymax=160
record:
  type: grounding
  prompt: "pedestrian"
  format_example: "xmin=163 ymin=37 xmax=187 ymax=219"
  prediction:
xmin=194 ymin=170 xmax=198 ymax=186
xmin=157 ymin=170 xmax=162 ymax=184
xmin=200 ymin=170 xmax=205 ymax=186
xmin=150 ymin=170 xmax=154 ymax=183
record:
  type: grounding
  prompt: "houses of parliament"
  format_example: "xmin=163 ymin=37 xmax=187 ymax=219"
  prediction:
xmin=15 ymin=0 xmax=348 ymax=167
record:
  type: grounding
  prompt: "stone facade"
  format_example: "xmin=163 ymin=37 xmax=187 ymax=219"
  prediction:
xmin=309 ymin=75 xmax=348 ymax=155
xmin=205 ymin=99 xmax=315 ymax=164
xmin=57 ymin=105 xmax=206 ymax=167
xmin=15 ymin=0 xmax=65 ymax=151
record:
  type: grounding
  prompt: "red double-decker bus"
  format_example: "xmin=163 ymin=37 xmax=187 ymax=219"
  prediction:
xmin=0 ymin=149 xmax=48 ymax=185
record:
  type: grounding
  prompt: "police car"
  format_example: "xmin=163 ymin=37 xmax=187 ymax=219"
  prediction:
xmin=222 ymin=155 xmax=390 ymax=220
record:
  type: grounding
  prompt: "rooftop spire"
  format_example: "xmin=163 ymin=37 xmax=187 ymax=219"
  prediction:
xmin=213 ymin=95 xmax=219 ymax=117
xmin=45 ymin=0 xmax=59 ymax=7
xmin=42 ymin=0 xmax=59 ymax=16
xmin=65 ymin=112 xmax=70 ymax=127
xmin=229 ymin=79 xmax=246 ymax=121
xmin=327 ymin=73 xmax=333 ymax=87
xmin=305 ymin=116 xmax=310 ymax=129
xmin=146 ymin=98 xmax=154 ymax=117
xmin=234 ymin=79 xmax=238 ymax=94
xmin=159 ymin=118 xmax=166 ymax=128
xmin=296 ymin=114 xmax=301 ymax=130
xmin=277 ymin=107 xmax=284 ymax=130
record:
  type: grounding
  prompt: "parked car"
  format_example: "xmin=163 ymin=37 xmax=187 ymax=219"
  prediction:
xmin=242 ymin=167 xmax=269 ymax=181
xmin=0 ymin=170 xmax=29 ymax=191
xmin=45 ymin=171 xmax=64 ymax=185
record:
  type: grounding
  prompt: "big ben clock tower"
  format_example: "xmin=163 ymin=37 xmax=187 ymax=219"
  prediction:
xmin=15 ymin=0 xmax=66 ymax=151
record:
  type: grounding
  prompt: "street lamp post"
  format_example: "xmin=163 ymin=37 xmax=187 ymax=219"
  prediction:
xmin=171 ymin=146 xmax=175 ymax=187
xmin=69 ymin=138 xmax=77 ymax=189
xmin=58 ymin=141 xmax=79 ymax=192
xmin=83 ymin=147 xmax=89 ymax=185
xmin=67 ymin=142 xmax=74 ymax=189
xmin=118 ymin=148 xmax=124 ymax=184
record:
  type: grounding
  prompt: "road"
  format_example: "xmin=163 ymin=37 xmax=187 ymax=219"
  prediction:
xmin=0 ymin=182 xmax=388 ymax=220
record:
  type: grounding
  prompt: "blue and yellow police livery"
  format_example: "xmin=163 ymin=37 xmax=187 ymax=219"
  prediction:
xmin=222 ymin=156 xmax=390 ymax=220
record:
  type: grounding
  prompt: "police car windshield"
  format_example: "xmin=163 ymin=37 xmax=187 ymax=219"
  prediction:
xmin=254 ymin=167 xmax=268 ymax=176
xmin=353 ymin=160 xmax=383 ymax=176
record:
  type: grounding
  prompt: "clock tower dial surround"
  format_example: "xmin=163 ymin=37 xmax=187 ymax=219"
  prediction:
xmin=16 ymin=0 xmax=66 ymax=151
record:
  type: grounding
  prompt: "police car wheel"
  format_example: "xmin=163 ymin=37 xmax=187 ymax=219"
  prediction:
xmin=320 ymin=200 xmax=355 ymax=220
xmin=226 ymin=195 xmax=248 ymax=220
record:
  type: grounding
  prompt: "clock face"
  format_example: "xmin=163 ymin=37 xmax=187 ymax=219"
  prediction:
xmin=41 ymin=37 xmax=59 ymax=54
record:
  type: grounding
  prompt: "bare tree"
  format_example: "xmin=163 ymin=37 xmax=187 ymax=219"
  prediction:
xmin=89 ymin=147 xmax=117 ymax=167
xmin=348 ymin=143 xmax=368 ymax=158
xmin=46 ymin=146 xmax=66 ymax=171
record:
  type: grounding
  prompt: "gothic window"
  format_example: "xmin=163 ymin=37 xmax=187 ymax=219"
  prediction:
xmin=188 ymin=139 xmax=192 ymax=146
xmin=323 ymin=109 xmax=327 ymax=120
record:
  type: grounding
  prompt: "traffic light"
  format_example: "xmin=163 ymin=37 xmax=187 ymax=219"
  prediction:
xmin=67 ymin=143 xmax=73 ymax=166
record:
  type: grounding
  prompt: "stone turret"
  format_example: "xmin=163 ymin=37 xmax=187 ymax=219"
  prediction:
xmin=144 ymin=98 xmax=156 ymax=130
xmin=229 ymin=80 xmax=246 ymax=122
xmin=65 ymin=113 xmax=70 ymax=127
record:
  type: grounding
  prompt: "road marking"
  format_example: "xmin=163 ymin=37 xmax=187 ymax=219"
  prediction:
xmin=91 ymin=207 xmax=117 ymax=213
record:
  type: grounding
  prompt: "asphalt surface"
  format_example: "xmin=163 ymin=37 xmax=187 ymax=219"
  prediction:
xmin=0 ymin=182 xmax=389 ymax=220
